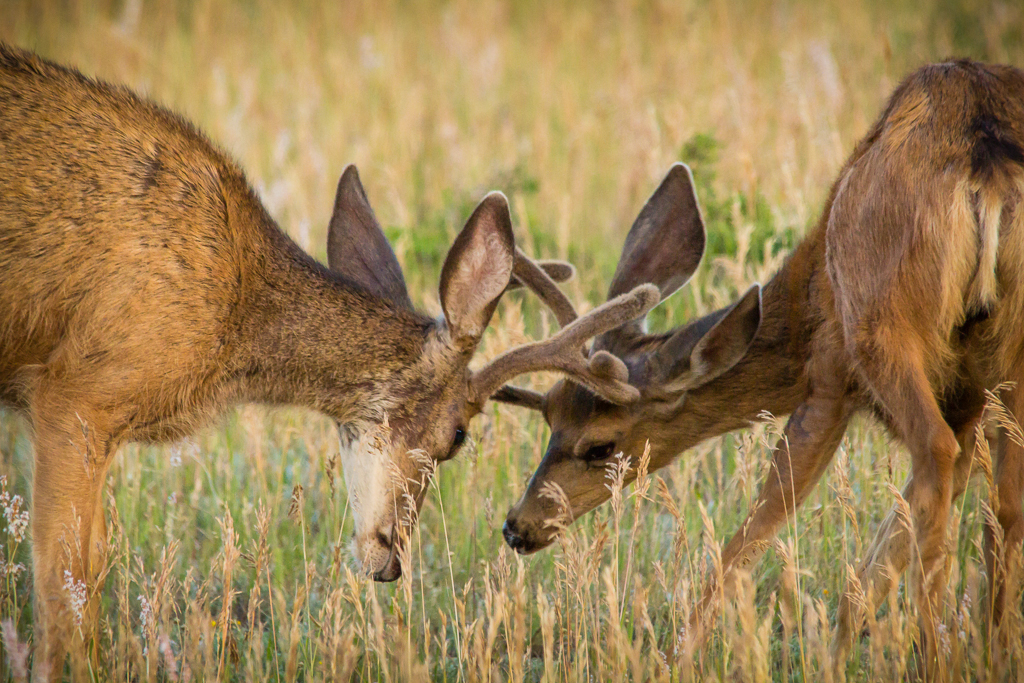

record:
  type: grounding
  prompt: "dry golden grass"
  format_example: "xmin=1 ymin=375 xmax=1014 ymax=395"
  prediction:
xmin=2 ymin=0 xmax=1024 ymax=680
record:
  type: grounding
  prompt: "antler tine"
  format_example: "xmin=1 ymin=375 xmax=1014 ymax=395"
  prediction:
xmin=470 ymin=283 xmax=660 ymax=410
xmin=490 ymin=384 xmax=545 ymax=411
xmin=506 ymin=260 xmax=575 ymax=292
xmin=507 ymin=247 xmax=578 ymax=327
xmin=489 ymin=248 xmax=577 ymax=410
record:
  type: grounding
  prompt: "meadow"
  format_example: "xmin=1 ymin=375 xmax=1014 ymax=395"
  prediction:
xmin=2 ymin=0 xmax=1023 ymax=680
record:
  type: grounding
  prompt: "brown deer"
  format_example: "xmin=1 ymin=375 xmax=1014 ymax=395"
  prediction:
xmin=498 ymin=60 xmax=1024 ymax=678
xmin=0 ymin=44 xmax=658 ymax=680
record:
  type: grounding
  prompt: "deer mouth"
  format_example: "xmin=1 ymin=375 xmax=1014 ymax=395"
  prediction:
xmin=371 ymin=529 xmax=402 ymax=582
xmin=372 ymin=543 xmax=401 ymax=582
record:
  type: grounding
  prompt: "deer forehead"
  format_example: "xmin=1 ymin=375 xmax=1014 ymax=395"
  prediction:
xmin=414 ymin=328 xmax=474 ymax=380
xmin=546 ymin=380 xmax=630 ymax=430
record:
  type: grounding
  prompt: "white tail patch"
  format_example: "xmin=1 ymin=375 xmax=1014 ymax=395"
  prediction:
xmin=971 ymin=189 xmax=1002 ymax=308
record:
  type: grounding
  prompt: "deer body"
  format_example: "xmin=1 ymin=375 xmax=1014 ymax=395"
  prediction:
xmin=502 ymin=59 xmax=1024 ymax=677
xmin=0 ymin=45 xmax=661 ymax=680
xmin=0 ymin=43 xmax=446 ymax=679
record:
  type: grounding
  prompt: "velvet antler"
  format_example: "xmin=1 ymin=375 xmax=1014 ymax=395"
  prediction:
xmin=505 ymin=248 xmax=579 ymax=327
xmin=468 ymin=283 xmax=659 ymax=413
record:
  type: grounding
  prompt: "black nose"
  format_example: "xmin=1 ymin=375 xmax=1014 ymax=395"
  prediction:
xmin=503 ymin=518 xmax=526 ymax=552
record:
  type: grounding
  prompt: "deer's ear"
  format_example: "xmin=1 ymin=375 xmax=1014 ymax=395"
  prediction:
xmin=653 ymin=285 xmax=761 ymax=392
xmin=440 ymin=192 xmax=515 ymax=348
xmin=607 ymin=163 xmax=706 ymax=303
xmin=327 ymin=165 xmax=412 ymax=309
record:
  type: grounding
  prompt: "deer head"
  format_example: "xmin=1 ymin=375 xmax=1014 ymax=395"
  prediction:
xmin=496 ymin=164 xmax=763 ymax=553
xmin=324 ymin=166 xmax=658 ymax=578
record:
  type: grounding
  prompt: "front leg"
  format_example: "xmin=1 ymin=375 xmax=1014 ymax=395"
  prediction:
xmin=30 ymin=396 xmax=117 ymax=682
xmin=687 ymin=371 xmax=854 ymax=652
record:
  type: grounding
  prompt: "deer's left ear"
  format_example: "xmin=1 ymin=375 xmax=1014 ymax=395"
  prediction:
xmin=327 ymin=165 xmax=412 ymax=310
xmin=652 ymin=284 xmax=762 ymax=392
xmin=439 ymin=192 xmax=515 ymax=348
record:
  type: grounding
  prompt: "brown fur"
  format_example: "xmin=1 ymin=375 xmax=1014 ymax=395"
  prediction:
xmin=0 ymin=44 xmax=659 ymax=679
xmin=502 ymin=60 xmax=1024 ymax=678
xmin=0 ymin=43 xmax=589 ymax=680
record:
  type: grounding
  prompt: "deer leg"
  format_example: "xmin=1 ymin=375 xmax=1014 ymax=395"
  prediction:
xmin=30 ymin=391 xmax=117 ymax=683
xmin=852 ymin=341 xmax=959 ymax=681
xmin=831 ymin=418 xmax=980 ymax=674
xmin=686 ymin=363 xmax=853 ymax=651
xmin=985 ymin=389 xmax=1024 ymax=669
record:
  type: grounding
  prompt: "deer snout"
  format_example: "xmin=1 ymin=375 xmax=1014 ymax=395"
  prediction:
xmin=502 ymin=511 xmax=551 ymax=555
xmin=502 ymin=518 xmax=527 ymax=552
xmin=361 ymin=523 xmax=402 ymax=582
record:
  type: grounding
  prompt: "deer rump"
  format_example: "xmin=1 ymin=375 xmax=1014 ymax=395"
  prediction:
xmin=826 ymin=60 xmax=1024 ymax=407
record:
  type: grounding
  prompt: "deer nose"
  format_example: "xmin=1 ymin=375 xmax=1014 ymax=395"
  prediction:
xmin=375 ymin=524 xmax=395 ymax=550
xmin=503 ymin=518 xmax=527 ymax=553
xmin=371 ymin=524 xmax=401 ymax=582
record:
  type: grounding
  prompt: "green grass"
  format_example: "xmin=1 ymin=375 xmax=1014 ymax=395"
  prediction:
xmin=2 ymin=0 xmax=1024 ymax=680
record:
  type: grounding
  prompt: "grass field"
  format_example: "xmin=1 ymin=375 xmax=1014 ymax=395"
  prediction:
xmin=2 ymin=0 xmax=1024 ymax=680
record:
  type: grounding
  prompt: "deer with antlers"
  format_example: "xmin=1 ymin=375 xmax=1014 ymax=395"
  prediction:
xmin=499 ymin=59 xmax=1024 ymax=677
xmin=0 ymin=44 xmax=657 ymax=680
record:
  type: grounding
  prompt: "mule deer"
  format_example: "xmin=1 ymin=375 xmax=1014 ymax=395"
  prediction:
xmin=0 ymin=44 xmax=658 ymax=679
xmin=499 ymin=60 xmax=1024 ymax=677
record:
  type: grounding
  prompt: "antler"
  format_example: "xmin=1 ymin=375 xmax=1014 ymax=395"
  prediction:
xmin=506 ymin=257 xmax=574 ymax=293
xmin=469 ymin=283 xmax=659 ymax=412
xmin=489 ymin=384 xmax=545 ymax=411
xmin=506 ymin=247 xmax=578 ymax=327
xmin=486 ymin=248 xmax=580 ymax=411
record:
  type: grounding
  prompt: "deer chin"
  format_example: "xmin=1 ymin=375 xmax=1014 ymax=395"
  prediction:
xmin=512 ymin=537 xmax=553 ymax=555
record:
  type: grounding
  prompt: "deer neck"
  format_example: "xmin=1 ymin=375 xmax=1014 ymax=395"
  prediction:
xmin=231 ymin=219 xmax=433 ymax=425
xmin=666 ymin=231 xmax=827 ymax=440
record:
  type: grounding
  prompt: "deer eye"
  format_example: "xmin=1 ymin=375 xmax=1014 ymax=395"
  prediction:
xmin=582 ymin=442 xmax=616 ymax=462
xmin=443 ymin=427 xmax=466 ymax=460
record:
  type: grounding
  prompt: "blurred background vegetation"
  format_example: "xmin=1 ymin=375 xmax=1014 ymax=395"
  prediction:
xmin=1 ymin=0 xmax=1023 ymax=680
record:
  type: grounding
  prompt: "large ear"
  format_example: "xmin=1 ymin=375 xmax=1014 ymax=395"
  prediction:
xmin=327 ymin=165 xmax=412 ymax=309
xmin=607 ymin=163 xmax=707 ymax=302
xmin=652 ymin=284 xmax=761 ymax=392
xmin=439 ymin=192 xmax=515 ymax=348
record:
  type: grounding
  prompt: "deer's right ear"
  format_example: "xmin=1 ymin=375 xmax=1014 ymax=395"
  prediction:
xmin=607 ymin=163 xmax=707 ymax=302
xmin=653 ymin=284 xmax=762 ymax=393
xmin=439 ymin=192 xmax=515 ymax=348
xmin=327 ymin=165 xmax=413 ymax=310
